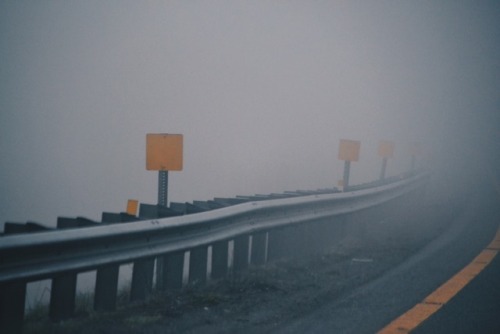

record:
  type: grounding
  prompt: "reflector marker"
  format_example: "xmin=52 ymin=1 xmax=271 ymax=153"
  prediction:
xmin=126 ymin=199 xmax=139 ymax=216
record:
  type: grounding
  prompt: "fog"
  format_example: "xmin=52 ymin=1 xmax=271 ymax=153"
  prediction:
xmin=1 ymin=1 xmax=499 ymax=230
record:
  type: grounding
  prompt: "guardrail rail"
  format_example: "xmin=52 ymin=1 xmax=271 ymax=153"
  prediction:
xmin=0 ymin=172 xmax=428 ymax=333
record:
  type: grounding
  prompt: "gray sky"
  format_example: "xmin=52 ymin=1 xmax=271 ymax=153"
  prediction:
xmin=1 ymin=1 xmax=499 ymax=229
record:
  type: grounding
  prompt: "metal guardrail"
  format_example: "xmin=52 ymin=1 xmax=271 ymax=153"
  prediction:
xmin=0 ymin=172 xmax=428 ymax=332
xmin=0 ymin=173 xmax=426 ymax=283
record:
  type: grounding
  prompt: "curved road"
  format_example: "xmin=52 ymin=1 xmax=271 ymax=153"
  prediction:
xmin=274 ymin=181 xmax=500 ymax=333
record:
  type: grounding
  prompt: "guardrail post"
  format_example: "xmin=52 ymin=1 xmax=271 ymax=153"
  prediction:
xmin=233 ymin=235 xmax=250 ymax=273
xmin=211 ymin=240 xmax=229 ymax=279
xmin=324 ymin=217 xmax=346 ymax=250
xmin=49 ymin=272 xmax=77 ymax=322
xmin=189 ymin=246 xmax=208 ymax=285
xmin=0 ymin=224 xmax=41 ymax=333
xmin=94 ymin=265 xmax=120 ymax=311
xmin=130 ymin=257 xmax=155 ymax=301
xmin=164 ymin=251 xmax=185 ymax=290
xmin=137 ymin=204 xmax=182 ymax=292
xmin=296 ymin=224 xmax=317 ymax=260
xmin=47 ymin=217 xmax=81 ymax=322
xmin=251 ymin=232 xmax=267 ymax=265
xmin=267 ymin=228 xmax=294 ymax=262
xmin=267 ymin=225 xmax=307 ymax=261
xmin=94 ymin=212 xmax=135 ymax=311
xmin=0 ymin=281 xmax=26 ymax=334
xmin=156 ymin=251 xmax=185 ymax=291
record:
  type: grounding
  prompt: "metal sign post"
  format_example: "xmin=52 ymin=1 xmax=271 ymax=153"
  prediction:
xmin=146 ymin=133 xmax=183 ymax=207
xmin=158 ymin=170 xmax=169 ymax=207
xmin=378 ymin=141 xmax=394 ymax=181
xmin=380 ymin=158 xmax=388 ymax=180
xmin=338 ymin=139 xmax=361 ymax=192
xmin=343 ymin=160 xmax=351 ymax=190
xmin=146 ymin=133 xmax=183 ymax=291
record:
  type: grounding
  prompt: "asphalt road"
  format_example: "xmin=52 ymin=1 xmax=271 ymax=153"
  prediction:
xmin=413 ymin=252 xmax=500 ymax=334
xmin=274 ymin=183 xmax=500 ymax=334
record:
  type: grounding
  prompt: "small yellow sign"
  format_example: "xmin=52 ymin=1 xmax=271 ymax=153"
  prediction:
xmin=338 ymin=139 xmax=361 ymax=162
xmin=126 ymin=199 xmax=139 ymax=216
xmin=146 ymin=133 xmax=183 ymax=171
xmin=378 ymin=141 xmax=395 ymax=158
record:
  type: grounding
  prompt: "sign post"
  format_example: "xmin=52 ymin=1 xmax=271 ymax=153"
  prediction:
xmin=378 ymin=141 xmax=395 ymax=180
xmin=158 ymin=171 xmax=169 ymax=207
xmin=146 ymin=134 xmax=183 ymax=291
xmin=338 ymin=139 xmax=361 ymax=191
xmin=146 ymin=133 xmax=183 ymax=207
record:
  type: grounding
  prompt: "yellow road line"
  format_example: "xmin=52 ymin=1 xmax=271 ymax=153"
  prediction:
xmin=378 ymin=228 xmax=500 ymax=334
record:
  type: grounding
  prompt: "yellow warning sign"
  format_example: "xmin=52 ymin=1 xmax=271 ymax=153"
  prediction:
xmin=146 ymin=134 xmax=183 ymax=171
xmin=338 ymin=139 xmax=361 ymax=162
xmin=378 ymin=141 xmax=395 ymax=158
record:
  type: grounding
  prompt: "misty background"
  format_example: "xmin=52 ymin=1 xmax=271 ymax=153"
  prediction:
xmin=1 ymin=1 xmax=499 ymax=231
